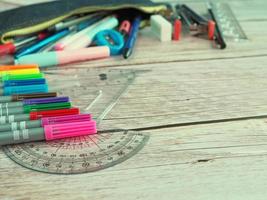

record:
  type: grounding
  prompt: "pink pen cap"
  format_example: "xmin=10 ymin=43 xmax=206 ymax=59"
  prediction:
xmin=41 ymin=114 xmax=92 ymax=126
xmin=44 ymin=120 xmax=97 ymax=141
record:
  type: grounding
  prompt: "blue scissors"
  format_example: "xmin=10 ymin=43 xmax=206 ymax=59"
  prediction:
xmin=95 ymin=29 xmax=124 ymax=55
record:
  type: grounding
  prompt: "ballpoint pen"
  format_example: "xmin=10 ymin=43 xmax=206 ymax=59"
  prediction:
xmin=0 ymin=113 xmax=91 ymax=132
xmin=16 ymin=29 xmax=72 ymax=57
xmin=122 ymin=16 xmax=142 ymax=59
xmin=0 ymin=33 xmax=48 ymax=56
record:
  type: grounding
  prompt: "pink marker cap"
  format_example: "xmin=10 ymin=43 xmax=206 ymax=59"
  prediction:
xmin=41 ymin=114 xmax=92 ymax=126
xmin=44 ymin=120 xmax=97 ymax=140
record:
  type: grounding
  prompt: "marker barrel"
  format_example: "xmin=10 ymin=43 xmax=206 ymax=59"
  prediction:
xmin=0 ymin=128 xmax=45 ymax=145
xmin=16 ymin=46 xmax=110 ymax=68
xmin=0 ymin=114 xmax=91 ymax=132
xmin=0 ymin=121 xmax=97 ymax=145
xmin=1 ymin=84 xmax=48 ymax=95
xmin=0 ymin=108 xmax=79 ymax=124
xmin=0 ymin=96 xmax=69 ymax=109
xmin=0 ymin=120 xmax=42 ymax=132
xmin=0 ymin=114 xmax=30 ymax=124
xmin=0 ymin=102 xmax=71 ymax=116
xmin=0 ymin=92 xmax=57 ymax=103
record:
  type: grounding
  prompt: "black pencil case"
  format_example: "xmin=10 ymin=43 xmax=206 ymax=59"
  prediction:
xmin=0 ymin=0 xmax=167 ymax=43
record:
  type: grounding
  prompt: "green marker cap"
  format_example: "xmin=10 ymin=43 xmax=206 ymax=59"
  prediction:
xmin=24 ymin=102 xmax=71 ymax=113
xmin=1 ymin=73 xmax=44 ymax=81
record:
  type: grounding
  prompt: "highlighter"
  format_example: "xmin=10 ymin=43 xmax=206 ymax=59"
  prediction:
xmin=0 ymin=120 xmax=97 ymax=145
xmin=64 ymin=16 xmax=119 ymax=50
xmin=0 ymin=108 xmax=79 ymax=124
xmin=0 ymin=101 xmax=71 ymax=116
xmin=15 ymin=46 xmax=110 ymax=68
xmin=0 ymin=92 xmax=57 ymax=103
xmin=0 ymin=114 xmax=91 ymax=132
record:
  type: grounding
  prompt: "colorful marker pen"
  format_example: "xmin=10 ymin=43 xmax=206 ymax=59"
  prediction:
xmin=64 ymin=16 xmax=119 ymax=50
xmin=0 ymin=92 xmax=57 ymax=103
xmin=0 ymin=84 xmax=48 ymax=95
xmin=0 ymin=101 xmax=71 ymax=116
xmin=0 ymin=96 xmax=69 ymax=109
xmin=0 ymin=78 xmax=46 ymax=88
xmin=0 ymin=68 xmax=40 ymax=77
xmin=0 ymin=114 xmax=91 ymax=132
xmin=15 ymin=46 xmax=110 ymax=68
xmin=1 ymin=73 xmax=44 ymax=82
xmin=0 ymin=64 xmax=39 ymax=72
xmin=0 ymin=120 xmax=97 ymax=145
xmin=0 ymin=108 xmax=79 ymax=124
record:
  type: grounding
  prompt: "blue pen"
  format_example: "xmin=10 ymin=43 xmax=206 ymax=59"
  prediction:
xmin=122 ymin=16 xmax=141 ymax=59
xmin=16 ymin=29 xmax=71 ymax=58
xmin=0 ymin=84 xmax=48 ymax=96
xmin=1 ymin=78 xmax=46 ymax=88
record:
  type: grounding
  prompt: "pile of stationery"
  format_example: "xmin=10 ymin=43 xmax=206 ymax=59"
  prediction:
xmin=0 ymin=64 xmax=97 ymax=146
xmin=0 ymin=3 xmax=226 ymax=67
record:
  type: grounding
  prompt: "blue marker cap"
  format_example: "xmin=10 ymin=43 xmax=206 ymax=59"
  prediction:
xmin=4 ymin=84 xmax=48 ymax=95
xmin=3 ymin=78 xmax=46 ymax=87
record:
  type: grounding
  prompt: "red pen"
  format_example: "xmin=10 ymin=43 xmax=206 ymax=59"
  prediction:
xmin=0 ymin=33 xmax=48 ymax=56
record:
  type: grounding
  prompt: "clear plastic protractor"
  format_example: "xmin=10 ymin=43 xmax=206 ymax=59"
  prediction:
xmin=3 ymin=130 xmax=149 ymax=174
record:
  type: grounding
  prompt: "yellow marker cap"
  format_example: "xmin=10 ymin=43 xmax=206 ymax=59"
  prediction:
xmin=0 ymin=68 xmax=40 ymax=77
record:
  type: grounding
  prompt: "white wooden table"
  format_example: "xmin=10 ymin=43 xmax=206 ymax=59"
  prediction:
xmin=0 ymin=0 xmax=267 ymax=199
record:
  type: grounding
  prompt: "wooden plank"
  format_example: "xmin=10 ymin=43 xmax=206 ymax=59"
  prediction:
xmin=1 ymin=119 xmax=267 ymax=199
xmin=45 ymin=55 xmax=267 ymax=130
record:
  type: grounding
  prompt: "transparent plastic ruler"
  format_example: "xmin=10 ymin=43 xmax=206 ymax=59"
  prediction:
xmin=209 ymin=2 xmax=248 ymax=41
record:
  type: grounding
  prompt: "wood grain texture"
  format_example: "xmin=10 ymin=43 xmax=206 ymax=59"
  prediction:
xmin=1 ymin=0 xmax=267 ymax=199
xmin=1 ymin=119 xmax=267 ymax=200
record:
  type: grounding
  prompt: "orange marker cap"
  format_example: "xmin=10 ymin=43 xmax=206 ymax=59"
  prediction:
xmin=0 ymin=64 xmax=39 ymax=72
